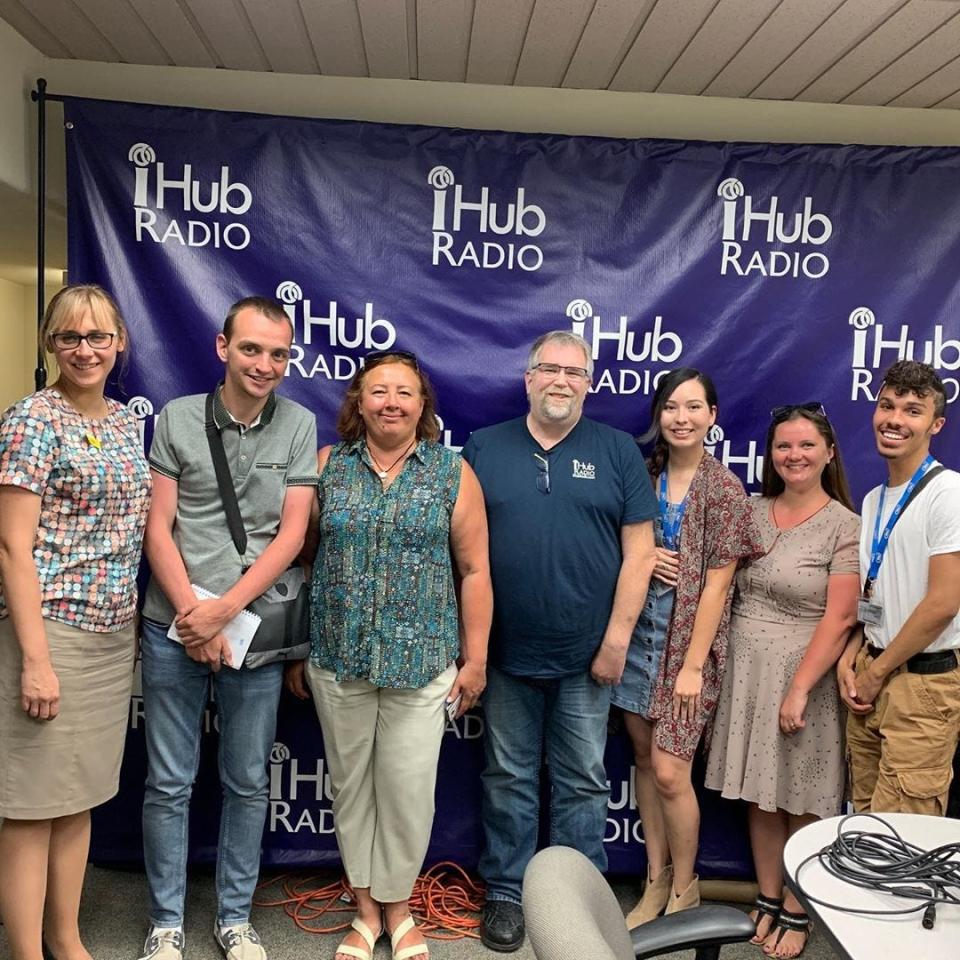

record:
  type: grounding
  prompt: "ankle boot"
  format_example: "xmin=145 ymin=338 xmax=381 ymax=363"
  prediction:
xmin=625 ymin=864 xmax=673 ymax=928
xmin=665 ymin=874 xmax=700 ymax=915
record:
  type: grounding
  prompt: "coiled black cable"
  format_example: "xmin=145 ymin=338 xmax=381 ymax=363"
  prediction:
xmin=793 ymin=813 xmax=960 ymax=922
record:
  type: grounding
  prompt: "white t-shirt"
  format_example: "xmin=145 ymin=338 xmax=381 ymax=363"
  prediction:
xmin=860 ymin=465 xmax=960 ymax=652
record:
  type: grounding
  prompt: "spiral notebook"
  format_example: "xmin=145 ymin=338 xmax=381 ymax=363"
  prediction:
xmin=165 ymin=585 xmax=261 ymax=669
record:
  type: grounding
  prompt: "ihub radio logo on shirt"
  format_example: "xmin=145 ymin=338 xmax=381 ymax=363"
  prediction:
xmin=849 ymin=306 xmax=960 ymax=404
xmin=428 ymin=166 xmax=546 ymax=271
xmin=717 ymin=178 xmax=832 ymax=279
xmin=129 ymin=142 xmax=253 ymax=250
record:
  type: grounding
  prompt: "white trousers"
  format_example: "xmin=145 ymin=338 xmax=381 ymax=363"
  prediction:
xmin=306 ymin=661 xmax=456 ymax=902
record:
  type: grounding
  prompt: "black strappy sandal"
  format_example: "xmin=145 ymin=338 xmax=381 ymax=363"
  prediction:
xmin=750 ymin=895 xmax=783 ymax=944
xmin=764 ymin=909 xmax=810 ymax=958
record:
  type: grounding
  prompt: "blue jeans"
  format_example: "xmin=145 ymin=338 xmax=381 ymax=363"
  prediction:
xmin=140 ymin=619 xmax=283 ymax=927
xmin=479 ymin=665 xmax=611 ymax=903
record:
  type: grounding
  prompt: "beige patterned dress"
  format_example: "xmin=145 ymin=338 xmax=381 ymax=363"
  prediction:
xmin=705 ymin=497 xmax=860 ymax=819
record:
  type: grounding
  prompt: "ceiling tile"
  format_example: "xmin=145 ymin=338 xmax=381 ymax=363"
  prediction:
xmin=658 ymin=0 xmax=781 ymax=96
xmin=357 ymin=0 xmax=411 ymax=78
xmin=0 ymin=0 xmax=72 ymax=57
xmin=418 ymin=0 xmax=472 ymax=82
xmin=750 ymin=0 xmax=909 ymax=101
xmin=237 ymin=0 xmax=318 ymax=74
xmin=76 ymin=0 xmax=170 ymax=64
xmin=798 ymin=1 xmax=959 ymax=103
xmin=705 ymin=0 xmax=844 ymax=98
xmin=128 ymin=0 xmax=217 ymax=68
xmin=18 ymin=0 xmax=120 ymax=61
xmin=610 ymin=0 xmax=720 ymax=93
xmin=466 ymin=0 xmax=533 ymax=86
xmin=892 ymin=53 xmax=960 ymax=106
xmin=844 ymin=9 xmax=960 ymax=105
xmin=514 ymin=0 xmax=595 ymax=88
xmin=181 ymin=0 xmax=270 ymax=71
xmin=300 ymin=0 xmax=368 ymax=77
xmin=563 ymin=0 xmax=657 ymax=90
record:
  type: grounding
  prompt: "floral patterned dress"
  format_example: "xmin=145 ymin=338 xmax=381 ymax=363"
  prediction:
xmin=647 ymin=453 xmax=762 ymax=759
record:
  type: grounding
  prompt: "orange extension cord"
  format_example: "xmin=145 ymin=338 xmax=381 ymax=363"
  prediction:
xmin=253 ymin=861 xmax=486 ymax=939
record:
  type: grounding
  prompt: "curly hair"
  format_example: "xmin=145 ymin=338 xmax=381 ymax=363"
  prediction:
xmin=336 ymin=353 xmax=441 ymax=442
xmin=880 ymin=360 xmax=947 ymax=418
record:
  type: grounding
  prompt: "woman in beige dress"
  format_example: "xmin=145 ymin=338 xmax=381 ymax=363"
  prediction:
xmin=0 ymin=286 xmax=151 ymax=960
xmin=705 ymin=405 xmax=860 ymax=959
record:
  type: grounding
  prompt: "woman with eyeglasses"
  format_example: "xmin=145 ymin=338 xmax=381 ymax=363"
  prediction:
xmin=618 ymin=368 xmax=760 ymax=926
xmin=705 ymin=404 xmax=860 ymax=959
xmin=284 ymin=350 xmax=491 ymax=960
xmin=0 ymin=284 xmax=151 ymax=960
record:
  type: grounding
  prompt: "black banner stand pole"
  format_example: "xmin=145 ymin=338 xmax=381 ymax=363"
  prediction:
xmin=30 ymin=77 xmax=48 ymax=391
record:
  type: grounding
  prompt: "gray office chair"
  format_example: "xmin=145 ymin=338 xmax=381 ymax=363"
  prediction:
xmin=522 ymin=846 xmax=756 ymax=960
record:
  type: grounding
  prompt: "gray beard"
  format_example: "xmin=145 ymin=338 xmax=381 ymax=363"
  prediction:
xmin=538 ymin=396 xmax=575 ymax=421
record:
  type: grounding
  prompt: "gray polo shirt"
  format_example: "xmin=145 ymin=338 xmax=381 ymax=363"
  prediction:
xmin=142 ymin=387 xmax=319 ymax=624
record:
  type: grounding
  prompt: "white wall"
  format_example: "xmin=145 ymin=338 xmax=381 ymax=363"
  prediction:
xmin=39 ymin=58 xmax=960 ymax=148
xmin=0 ymin=18 xmax=43 ymax=196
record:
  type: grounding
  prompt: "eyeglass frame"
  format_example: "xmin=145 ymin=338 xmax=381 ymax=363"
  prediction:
xmin=533 ymin=452 xmax=551 ymax=494
xmin=50 ymin=330 xmax=118 ymax=350
xmin=529 ymin=362 xmax=590 ymax=382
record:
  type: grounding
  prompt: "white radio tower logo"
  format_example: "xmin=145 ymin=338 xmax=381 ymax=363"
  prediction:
xmin=717 ymin=178 xmax=744 ymax=201
xmin=128 ymin=143 xmax=156 ymax=167
xmin=275 ymin=281 xmax=303 ymax=304
xmin=565 ymin=299 xmax=593 ymax=323
xmin=705 ymin=424 xmax=725 ymax=446
xmin=127 ymin=396 xmax=154 ymax=419
xmin=848 ymin=307 xmax=875 ymax=330
xmin=427 ymin=166 xmax=455 ymax=189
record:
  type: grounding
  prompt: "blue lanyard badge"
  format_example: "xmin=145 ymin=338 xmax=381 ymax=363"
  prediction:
xmin=866 ymin=454 xmax=936 ymax=595
xmin=659 ymin=471 xmax=688 ymax=551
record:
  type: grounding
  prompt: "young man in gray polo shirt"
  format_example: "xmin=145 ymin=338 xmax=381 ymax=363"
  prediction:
xmin=138 ymin=297 xmax=318 ymax=960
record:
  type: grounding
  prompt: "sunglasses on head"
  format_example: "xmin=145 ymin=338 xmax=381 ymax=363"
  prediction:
xmin=363 ymin=349 xmax=420 ymax=371
xmin=770 ymin=402 xmax=827 ymax=421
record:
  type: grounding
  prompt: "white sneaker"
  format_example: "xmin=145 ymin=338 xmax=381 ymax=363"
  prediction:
xmin=138 ymin=927 xmax=184 ymax=960
xmin=214 ymin=922 xmax=266 ymax=960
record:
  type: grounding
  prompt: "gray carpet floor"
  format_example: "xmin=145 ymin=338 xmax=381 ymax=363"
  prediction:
xmin=0 ymin=865 xmax=842 ymax=960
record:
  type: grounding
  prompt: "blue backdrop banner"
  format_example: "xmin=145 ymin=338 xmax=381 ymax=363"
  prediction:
xmin=64 ymin=97 xmax=958 ymax=878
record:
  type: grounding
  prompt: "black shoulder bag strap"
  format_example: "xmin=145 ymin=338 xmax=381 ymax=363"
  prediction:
xmin=204 ymin=390 xmax=247 ymax=559
xmin=900 ymin=463 xmax=945 ymax=515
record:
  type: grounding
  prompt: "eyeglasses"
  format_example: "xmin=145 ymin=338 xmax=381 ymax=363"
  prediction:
xmin=51 ymin=331 xmax=117 ymax=350
xmin=533 ymin=453 xmax=550 ymax=494
xmin=530 ymin=362 xmax=589 ymax=382
xmin=365 ymin=349 xmax=420 ymax=371
xmin=770 ymin=402 xmax=826 ymax=421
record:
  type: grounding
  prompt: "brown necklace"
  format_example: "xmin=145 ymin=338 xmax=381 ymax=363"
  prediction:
xmin=367 ymin=439 xmax=415 ymax=479
xmin=770 ymin=495 xmax=830 ymax=530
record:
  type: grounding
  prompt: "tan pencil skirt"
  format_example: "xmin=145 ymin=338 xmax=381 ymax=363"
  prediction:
xmin=0 ymin=616 xmax=136 ymax=820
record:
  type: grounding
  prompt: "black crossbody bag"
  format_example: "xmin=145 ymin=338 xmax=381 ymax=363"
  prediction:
xmin=204 ymin=392 xmax=310 ymax=668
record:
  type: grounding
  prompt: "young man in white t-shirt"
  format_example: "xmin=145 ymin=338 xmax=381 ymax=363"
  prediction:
xmin=838 ymin=359 xmax=960 ymax=814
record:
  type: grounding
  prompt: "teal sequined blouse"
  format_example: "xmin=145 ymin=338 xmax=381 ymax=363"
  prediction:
xmin=309 ymin=439 xmax=462 ymax=688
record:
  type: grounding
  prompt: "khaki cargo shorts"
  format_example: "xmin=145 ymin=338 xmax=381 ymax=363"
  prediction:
xmin=846 ymin=645 xmax=960 ymax=815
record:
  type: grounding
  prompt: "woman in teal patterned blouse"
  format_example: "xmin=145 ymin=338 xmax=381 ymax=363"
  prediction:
xmin=285 ymin=351 xmax=491 ymax=960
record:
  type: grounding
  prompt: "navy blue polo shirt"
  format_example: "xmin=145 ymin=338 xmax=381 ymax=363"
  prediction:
xmin=463 ymin=415 xmax=655 ymax=678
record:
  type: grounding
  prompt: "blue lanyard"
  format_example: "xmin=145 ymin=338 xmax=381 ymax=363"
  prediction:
xmin=659 ymin=471 xmax=688 ymax=551
xmin=867 ymin=454 xmax=936 ymax=588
